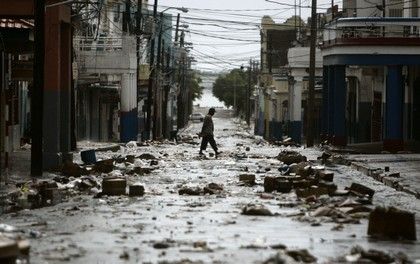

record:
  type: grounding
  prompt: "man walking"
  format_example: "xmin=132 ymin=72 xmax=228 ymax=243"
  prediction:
xmin=199 ymin=108 xmax=220 ymax=157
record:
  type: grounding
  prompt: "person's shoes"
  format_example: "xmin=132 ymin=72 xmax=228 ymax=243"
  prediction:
xmin=215 ymin=151 xmax=222 ymax=158
xmin=199 ymin=151 xmax=204 ymax=156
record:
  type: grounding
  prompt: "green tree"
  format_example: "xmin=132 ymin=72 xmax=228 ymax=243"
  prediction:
xmin=189 ymin=72 xmax=203 ymax=101
xmin=212 ymin=68 xmax=248 ymax=115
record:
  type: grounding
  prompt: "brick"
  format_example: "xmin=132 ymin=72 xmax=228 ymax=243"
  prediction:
xmin=317 ymin=181 xmax=337 ymax=195
xmin=94 ymin=159 xmax=115 ymax=173
xmin=129 ymin=185 xmax=145 ymax=197
xmin=292 ymin=180 xmax=312 ymax=189
xmin=317 ymin=170 xmax=334 ymax=182
xmin=0 ymin=236 xmax=19 ymax=262
xmin=239 ymin=174 xmax=256 ymax=184
xmin=17 ymin=240 xmax=30 ymax=257
xmin=102 ymin=178 xmax=127 ymax=196
xmin=348 ymin=183 xmax=375 ymax=198
xmin=277 ymin=151 xmax=307 ymax=165
xmin=296 ymin=186 xmax=329 ymax=198
xmin=264 ymin=176 xmax=292 ymax=193
xmin=41 ymin=188 xmax=62 ymax=205
xmin=368 ymin=207 xmax=416 ymax=240
xmin=62 ymin=162 xmax=88 ymax=177
xmin=382 ymin=177 xmax=400 ymax=188
xmin=264 ymin=176 xmax=278 ymax=192
xmin=276 ymin=180 xmax=293 ymax=193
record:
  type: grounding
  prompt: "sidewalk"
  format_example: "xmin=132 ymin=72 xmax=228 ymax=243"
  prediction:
xmin=342 ymin=153 xmax=420 ymax=198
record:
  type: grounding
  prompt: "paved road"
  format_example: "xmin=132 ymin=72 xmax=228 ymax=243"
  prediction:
xmin=2 ymin=110 xmax=420 ymax=263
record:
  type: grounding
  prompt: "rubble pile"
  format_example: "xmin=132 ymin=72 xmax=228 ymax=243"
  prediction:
xmin=178 ymin=183 xmax=224 ymax=196
xmin=1 ymin=149 xmax=159 ymax=214
xmin=333 ymin=245 xmax=411 ymax=263
xmin=262 ymin=246 xmax=317 ymax=263
xmin=260 ymin=151 xmax=380 ymax=226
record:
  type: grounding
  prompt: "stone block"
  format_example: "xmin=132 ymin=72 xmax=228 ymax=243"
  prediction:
xmin=94 ymin=159 xmax=115 ymax=173
xmin=264 ymin=176 xmax=278 ymax=192
xmin=0 ymin=236 xmax=19 ymax=263
xmin=138 ymin=153 xmax=156 ymax=160
xmin=382 ymin=177 xmax=400 ymax=188
xmin=292 ymin=180 xmax=312 ymax=189
xmin=263 ymin=176 xmax=291 ymax=193
xmin=41 ymin=188 xmax=62 ymax=205
xmin=277 ymin=151 xmax=307 ymax=165
xmin=277 ymin=180 xmax=293 ymax=193
xmin=368 ymin=207 xmax=416 ymax=240
xmin=129 ymin=184 xmax=145 ymax=197
xmin=178 ymin=187 xmax=201 ymax=196
xmin=242 ymin=205 xmax=272 ymax=216
xmin=17 ymin=240 xmax=30 ymax=257
xmin=295 ymin=186 xmax=329 ymax=198
xmin=317 ymin=181 xmax=337 ymax=195
xmin=62 ymin=162 xmax=87 ymax=177
xmin=239 ymin=174 xmax=256 ymax=185
xmin=317 ymin=170 xmax=334 ymax=182
xmin=102 ymin=178 xmax=127 ymax=196
xmin=348 ymin=182 xmax=375 ymax=198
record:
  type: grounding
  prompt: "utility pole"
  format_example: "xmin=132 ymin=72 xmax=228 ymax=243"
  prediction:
xmin=154 ymin=11 xmax=164 ymax=140
xmin=174 ymin=13 xmax=180 ymax=43
xmin=382 ymin=0 xmax=386 ymax=36
xmin=136 ymin=0 xmax=142 ymax=139
xmin=307 ymin=0 xmax=317 ymax=147
xmin=32 ymin=0 xmax=45 ymax=176
xmin=331 ymin=0 xmax=334 ymax=20
xmin=382 ymin=0 xmax=386 ymax=17
xmin=246 ymin=59 xmax=252 ymax=126
xmin=146 ymin=0 xmax=158 ymax=140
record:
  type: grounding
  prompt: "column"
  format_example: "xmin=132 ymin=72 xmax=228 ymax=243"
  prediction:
xmin=384 ymin=65 xmax=404 ymax=152
xmin=290 ymin=77 xmax=302 ymax=143
xmin=120 ymin=73 xmax=138 ymax=142
xmin=60 ymin=22 xmax=71 ymax=159
xmin=332 ymin=65 xmax=347 ymax=146
xmin=327 ymin=66 xmax=335 ymax=141
xmin=321 ymin=66 xmax=329 ymax=140
xmin=43 ymin=7 xmax=62 ymax=169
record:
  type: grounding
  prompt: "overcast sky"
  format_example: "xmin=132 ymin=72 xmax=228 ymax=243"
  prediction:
xmin=155 ymin=0 xmax=339 ymax=72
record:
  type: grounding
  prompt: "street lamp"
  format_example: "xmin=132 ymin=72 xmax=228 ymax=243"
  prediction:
xmin=160 ymin=6 xmax=188 ymax=14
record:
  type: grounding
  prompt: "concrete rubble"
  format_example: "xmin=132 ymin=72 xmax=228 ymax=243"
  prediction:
xmin=0 ymin=117 xmax=419 ymax=263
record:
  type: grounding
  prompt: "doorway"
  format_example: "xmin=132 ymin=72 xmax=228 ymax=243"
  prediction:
xmin=371 ymin=92 xmax=382 ymax=142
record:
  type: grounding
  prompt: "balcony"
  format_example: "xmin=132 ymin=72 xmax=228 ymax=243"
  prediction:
xmin=74 ymin=35 xmax=137 ymax=76
xmin=323 ymin=17 xmax=420 ymax=48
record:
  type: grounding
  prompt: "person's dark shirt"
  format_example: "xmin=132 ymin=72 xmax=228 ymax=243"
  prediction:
xmin=201 ymin=114 xmax=214 ymax=136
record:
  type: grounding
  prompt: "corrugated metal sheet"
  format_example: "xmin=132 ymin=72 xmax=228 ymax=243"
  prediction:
xmin=0 ymin=19 xmax=34 ymax=29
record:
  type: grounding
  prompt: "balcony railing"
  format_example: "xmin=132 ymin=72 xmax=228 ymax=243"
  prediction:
xmin=73 ymin=36 xmax=123 ymax=52
xmin=323 ymin=17 xmax=420 ymax=46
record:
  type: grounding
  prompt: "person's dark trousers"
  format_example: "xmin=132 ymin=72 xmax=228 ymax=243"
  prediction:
xmin=200 ymin=135 xmax=218 ymax=152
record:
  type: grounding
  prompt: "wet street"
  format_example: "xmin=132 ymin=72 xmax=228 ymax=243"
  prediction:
xmin=1 ymin=108 xmax=420 ymax=263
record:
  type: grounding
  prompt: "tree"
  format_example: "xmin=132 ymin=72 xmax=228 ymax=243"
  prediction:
xmin=189 ymin=73 xmax=203 ymax=101
xmin=212 ymin=68 xmax=248 ymax=115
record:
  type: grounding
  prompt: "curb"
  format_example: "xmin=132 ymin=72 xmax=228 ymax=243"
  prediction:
xmin=350 ymin=162 xmax=420 ymax=199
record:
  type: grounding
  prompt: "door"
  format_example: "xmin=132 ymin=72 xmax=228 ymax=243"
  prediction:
xmin=371 ymin=92 xmax=382 ymax=142
xmin=347 ymin=79 xmax=357 ymax=143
